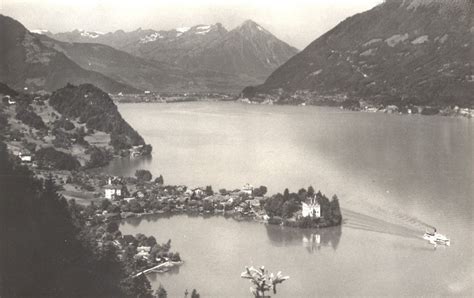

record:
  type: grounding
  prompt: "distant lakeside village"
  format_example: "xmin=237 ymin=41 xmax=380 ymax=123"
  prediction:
xmin=106 ymin=90 xmax=474 ymax=119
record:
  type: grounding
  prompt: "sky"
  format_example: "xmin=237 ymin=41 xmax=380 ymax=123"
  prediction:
xmin=1 ymin=0 xmax=383 ymax=49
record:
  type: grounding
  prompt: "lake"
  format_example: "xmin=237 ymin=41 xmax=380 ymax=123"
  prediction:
xmin=114 ymin=102 xmax=473 ymax=297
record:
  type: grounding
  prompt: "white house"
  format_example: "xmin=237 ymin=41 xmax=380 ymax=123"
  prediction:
xmin=104 ymin=178 xmax=122 ymax=200
xmin=302 ymin=197 xmax=321 ymax=218
xmin=241 ymin=183 xmax=254 ymax=195
xmin=137 ymin=246 xmax=151 ymax=253
xmin=18 ymin=152 xmax=32 ymax=162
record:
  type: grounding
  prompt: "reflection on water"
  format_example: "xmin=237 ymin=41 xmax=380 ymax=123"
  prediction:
xmin=123 ymin=213 xmax=173 ymax=228
xmin=123 ymin=213 xmax=235 ymax=228
xmin=105 ymin=154 xmax=153 ymax=177
xmin=265 ymin=224 xmax=342 ymax=253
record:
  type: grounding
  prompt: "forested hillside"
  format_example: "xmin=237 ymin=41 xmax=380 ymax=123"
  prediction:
xmin=0 ymin=142 xmax=153 ymax=297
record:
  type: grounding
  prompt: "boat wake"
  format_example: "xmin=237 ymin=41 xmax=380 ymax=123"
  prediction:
xmin=341 ymin=207 xmax=427 ymax=240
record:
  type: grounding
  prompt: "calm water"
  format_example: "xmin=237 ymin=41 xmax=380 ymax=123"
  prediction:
xmin=115 ymin=102 xmax=473 ymax=297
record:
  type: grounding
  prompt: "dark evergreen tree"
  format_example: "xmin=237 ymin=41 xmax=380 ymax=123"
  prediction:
xmin=191 ymin=289 xmax=200 ymax=298
xmin=307 ymin=186 xmax=315 ymax=197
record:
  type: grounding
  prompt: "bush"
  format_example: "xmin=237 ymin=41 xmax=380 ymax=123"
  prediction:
xmin=135 ymin=170 xmax=152 ymax=182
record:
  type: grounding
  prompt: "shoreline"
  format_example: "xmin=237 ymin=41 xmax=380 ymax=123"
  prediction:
xmin=119 ymin=207 xmax=341 ymax=230
xmin=114 ymin=99 xmax=473 ymax=120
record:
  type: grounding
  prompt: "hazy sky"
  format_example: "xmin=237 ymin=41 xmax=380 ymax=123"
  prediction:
xmin=1 ymin=0 xmax=383 ymax=49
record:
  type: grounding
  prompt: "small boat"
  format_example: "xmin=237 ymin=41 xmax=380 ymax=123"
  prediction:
xmin=423 ymin=228 xmax=450 ymax=247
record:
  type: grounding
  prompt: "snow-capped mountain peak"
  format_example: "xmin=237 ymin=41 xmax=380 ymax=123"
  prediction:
xmin=176 ymin=26 xmax=191 ymax=37
xmin=78 ymin=30 xmax=104 ymax=38
xmin=195 ymin=25 xmax=212 ymax=35
xmin=139 ymin=31 xmax=164 ymax=43
xmin=30 ymin=29 xmax=50 ymax=35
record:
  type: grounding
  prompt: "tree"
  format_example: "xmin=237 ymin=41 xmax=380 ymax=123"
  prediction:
xmin=106 ymin=221 xmax=119 ymax=233
xmin=154 ymin=175 xmax=164 ymax=185
xmin=283 ymin=189 xmax=290 ymax=200
xmin=191 ymin=289 xmax=200 ymax=298
xmin=144 ymin=236 xmax=157 ymax=247
xmin=307 ymin=186 xmax=315 ymax=197
xmin=264 ymin=195 xmax=284 ymax=217
xmin=241 ymin=266 xmax=289 ymax=297
xmin=129 ymin=200 xmax=144 ymax=213
xmin=330 ymin=195 xmax=342 ymax=223
xmin=281 ymin=199 xmax=300 ymax=218
xmin=86 ymin=146 xmax=113 ymax=168
xmin=253 ymin=185 xmax=268 ymax=197
xmin=155 ymin=285 xmax=167 ymax=298
xmin=135 ymin=169 xmax=152 ymax=181
xmin=205 ymin=185 xmax=214 ymax=196
xmin=120 ymin=274 xmax=153 ymax=298
xmin=101 ymin=199 xmax=112 ymax=210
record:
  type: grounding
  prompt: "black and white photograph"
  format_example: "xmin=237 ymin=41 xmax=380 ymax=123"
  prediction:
xmin=0 ymin=0 xmax=472 ymax=297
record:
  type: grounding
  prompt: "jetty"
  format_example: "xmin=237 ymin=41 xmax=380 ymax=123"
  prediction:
xmin=133 ymin=261 xmax=184 ymax=278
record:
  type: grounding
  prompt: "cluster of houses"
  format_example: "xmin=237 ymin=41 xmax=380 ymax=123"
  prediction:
xmin=99 ymin=176 xmax=330 ymax=224
xmin=100 ymin=178 xmax=268 ymax=218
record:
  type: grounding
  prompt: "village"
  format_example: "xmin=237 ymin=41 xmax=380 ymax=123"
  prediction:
xmin=42 ymin=167 xmax=337 ymax=227
xmin=11 ymin=161 xmax=341 ymax=277
xmin=109 ymin=91 xmax=234 ymax=104
xmin=237 ymin=90 xmax=474 ymax=118
xmin=1 ymin=85 xmax=341 ymax=280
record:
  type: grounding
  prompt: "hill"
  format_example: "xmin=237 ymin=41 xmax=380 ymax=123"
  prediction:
xmin=243 ymin=0 xmax=473 ymax=108
xmin=35 ymin=34 xmax=206 ymax=92
xmin=49 ymin=83 xmax=150 ymax=153
xmin=1 ymin=83 xmax=151 ymax=170
xmin=0 ymin=15 xmax=138 ymax=94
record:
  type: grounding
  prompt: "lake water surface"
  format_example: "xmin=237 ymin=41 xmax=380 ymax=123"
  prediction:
xmin=115 ymin=102 xmax=473 ymax=297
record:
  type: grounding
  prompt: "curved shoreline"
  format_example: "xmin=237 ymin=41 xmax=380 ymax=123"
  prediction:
xmin=119 ymin=208 xmax=342 ymax=230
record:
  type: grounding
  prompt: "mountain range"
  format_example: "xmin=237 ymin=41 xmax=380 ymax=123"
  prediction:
xmin=31 ymin=20 xmax=298 ymax=93
xmin=0 ymin=15 xmax=138 ymax=93
xmin=244 ymin=0 xmax=473 ymax=107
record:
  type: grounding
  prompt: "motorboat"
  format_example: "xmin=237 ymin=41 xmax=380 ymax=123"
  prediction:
xmin=423 ymin=228 xmax=450 ymax=247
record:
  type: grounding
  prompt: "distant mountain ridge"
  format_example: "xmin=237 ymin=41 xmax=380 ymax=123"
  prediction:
xmin=34 ymin=34 xmax=206 ymax=92
xmin=0 ymin=15 xmax=138 ymax=94
xmin=41 ymin=20 xmax=299 ymax=90
xmin=244 ymin=0 xmax=473 ymax=107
